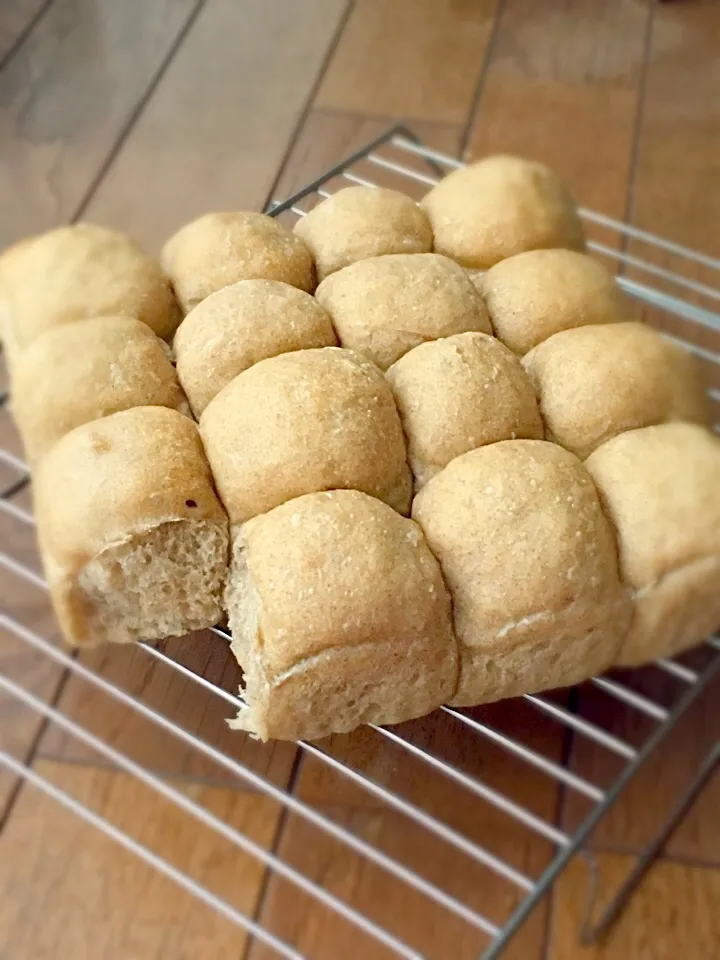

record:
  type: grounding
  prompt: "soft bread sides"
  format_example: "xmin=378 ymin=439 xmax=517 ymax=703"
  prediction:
xmin=225 ymin=490 xmax=459 ymax=741
xmin=34 ymin=407 xmax=229 ymax=647
xmin=413 ymin=441 xmax=632 ymax=705
xmin=586 ymin=423 xmax=720 ymax=665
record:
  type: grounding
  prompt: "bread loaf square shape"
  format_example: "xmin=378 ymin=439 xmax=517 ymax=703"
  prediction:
xmin=12 ymin=316 xmax=191 ymax=464
xmin=173 ymin=279 xmax=338 ymax=417
xmin=34 ymin=407 xmax=229 ymax=647
xmin=161 ymin=212 xmax=315 ymax=312
xmin=226 ymin=490 xmax=459 ymax=741
xmin=420 ymin=156 xmax=585 ymax=270
xmin=200 ymin=347 xmax=412 ymax=523
xmin=293 ymin=186 xmax=433 ymax=281
xmin=586 ymin=423 xmax=720 ymax=666
xmin=0 ymin=223 xmax=180 ymax=372
xmin=387 ymin=332 xmax=543 ymax=488
xmin=482 ymin=249 xmax=633 ymax=356
xmin=413 ymin=441 xmax=632 ymax=706
xmin=314 ymin=253 xmax=492 ymax=371
xmin=522 ymin=322 xmax=710 ymax=459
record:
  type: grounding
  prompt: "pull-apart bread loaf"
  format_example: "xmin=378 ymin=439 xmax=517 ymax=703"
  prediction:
xmin=481 ymin=249 xmax=634 ymax=355
xmin=293 ymin=186 xmax=433 ymax=281
xmin=200 ymin=347 xmax=412 ymax=523
xmin=586 ymin=423 xmax=720 ymax=666
xmin=226 ymin=490 xmax=458 ymax=741
xmin=523 ymin=322 xmax=710 ymax=459
xmin=6 ymin=147 xmax=716 ymax=744
xmin=0 ymin=224 xmax=180 ymax=374
xmin=315 ymin=253 xmax=491 ymax=371
xmin=173 ymin=279 xmax=337 ymax=417
xmin=13 ymin=316 xmax=190 ymax=464
xmin=387 ymin=332 xmax=543 ymax=489
xmin=161 ymin=212 xmax=315 ymax=312
xmin=34 ymin=407 xmax=229 ymax=647
xmin=413 ymin=441 xmax=632 ymax=705
xmin=420 ymin=156 xmax=585 ymax=270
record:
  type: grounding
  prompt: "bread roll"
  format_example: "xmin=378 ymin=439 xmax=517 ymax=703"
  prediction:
xmin=161 ymin=212 xmax=315 ymax=312
xmin=12 ymin=317 xmax=190 ymax=464
xmin=34 ymin=407 xmax=229 ymax=647
xmin=315 ymin=253 xmax=492 ymax=371
xmin=523 ymin=322 xmax=710 ymax=459
xmin=226 ymin=490 xmax=458 ymax=741
xmin=200 ymin=347 xmax=412 ymax=523
xmin=293 ymin=187 xmax=433 ymax=281
xmin=483 ymin=249 xmax=633 ymax=355
xmin=413 ymin=441 xmax=631 ymax=705
xmin=387 ymin=332 xmax=543 ymax=488
xmin=0 ymin=224 xmax=180 ymax=370
xmin=174 ymin=279 xmax=338 ymax=416
xmin=420 ymin=156 xmax=585 ymax=269
xmin=586 ymin=423 xmax=720 ymax=666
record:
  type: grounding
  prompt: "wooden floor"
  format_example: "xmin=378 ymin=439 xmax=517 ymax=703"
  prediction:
xmin=1 ymin=1 xmax=719 ymax=958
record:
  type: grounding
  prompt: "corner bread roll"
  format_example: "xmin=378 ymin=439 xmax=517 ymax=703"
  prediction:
xmin=0 ymin=224 xmax=180 ymax=370
xmin=293 ymin=186 xmax=433 ymax=281
xmin=413 ymin=441 xmax=631 ymax=705
xmin=586 ymin=423 xmax=720 ymax=666
xmin=482 ymin=249 xmax=633 ymax=355
xmin=387 ymin=332 xmax=543 ymax=488
xmin=315 ymin=253 xmax=492 ymax=371
xmin=174 ymin=279 xmax=337 ymax=416
xmin=226 ymin=490 xmax=458 ymax=741
xmin=523 ymin=323 xmax=709 ymax=459
xmin=161 ymin=212 xmax=315 ymax=312
xmin=200 ymin=347 xmax=412 ymax=522
xmin=13 ymin=317 xmax=190 ymax=464
xmin=420 ymin=156 xmax=585 ymax=269
xmin=34 ymin=407 xmax=229 ymax=647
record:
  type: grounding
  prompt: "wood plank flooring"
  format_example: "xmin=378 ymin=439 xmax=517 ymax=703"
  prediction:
xmin=1 ymin=0 xmax=719 ymax=956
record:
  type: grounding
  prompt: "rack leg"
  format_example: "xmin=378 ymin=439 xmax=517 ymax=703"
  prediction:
xmin=580 ymin=742 xmax=720 ymax=945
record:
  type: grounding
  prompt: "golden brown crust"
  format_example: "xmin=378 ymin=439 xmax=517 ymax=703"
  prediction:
xmin=482 ymin=249 xmax=634 ymax=355
xmin=412 ymin=441 xmax=631 ymax=705
xmin=13 ymin=316 xmax=190 ymax=464
xmin=161 ymin=212 xmax=315 ymax=312
xmin=420 ymin=156 xmax=585 ymax=270
xmin=0 ymin=224 xmax=180 ymax=368
xmin=523 ymin=322 xmax=710 ymax=459
xmin=200 ymin=347 xmax=412 ymax=523
xmin=173 ymin=279 xmax=337 ymax=416
xmin=293 ymin=186 xmax=433 ymax=281
xmin=227 ymin=491 xmax=458 ymax=741
xmin=387 ymin=332 xmax=543 ymax=488
xmin=586 ymin=423 xmax=720 ymax=664
xmin=315 ymin=253 xmax=492 ymax=370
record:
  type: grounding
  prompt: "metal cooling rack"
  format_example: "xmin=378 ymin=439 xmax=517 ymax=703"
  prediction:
xmin=1 ymin=124 xmax=719 ymax=960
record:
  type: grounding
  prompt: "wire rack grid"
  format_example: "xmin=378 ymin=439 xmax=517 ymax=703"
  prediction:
xmin=1 ymin=124 xmax=719 ymax=960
